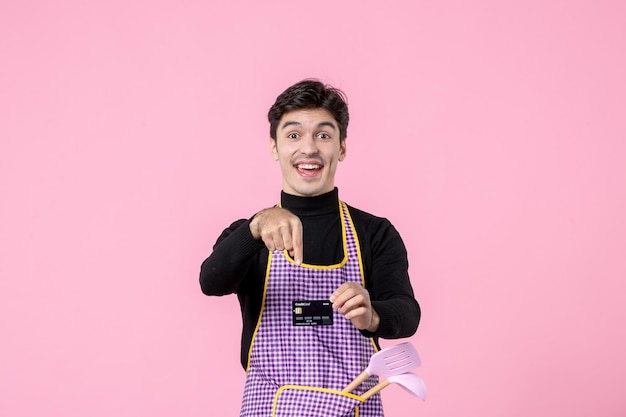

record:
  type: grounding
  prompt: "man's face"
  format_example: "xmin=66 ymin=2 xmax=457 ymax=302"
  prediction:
xmin=271 ymin=108 xmax=346 ymax=197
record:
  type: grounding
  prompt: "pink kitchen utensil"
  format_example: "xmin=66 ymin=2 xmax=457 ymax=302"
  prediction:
xmin=361 ymin=372 xmax=427 ymax=401
xmin=342 ymin=342 xmax=421 ymax=393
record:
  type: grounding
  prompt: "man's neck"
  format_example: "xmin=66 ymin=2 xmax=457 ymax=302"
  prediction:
xmin=281 ymin=188 xmax=339 ymax=216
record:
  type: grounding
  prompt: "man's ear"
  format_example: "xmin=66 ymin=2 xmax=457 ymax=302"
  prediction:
xmin=339 ymin=139 xmax=347 ymax=161
xmin=270 ymin=138 xmax=278 ymax=161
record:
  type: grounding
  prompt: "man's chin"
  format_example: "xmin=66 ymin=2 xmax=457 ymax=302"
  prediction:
xmin=284 ymin=184 xmax=332 ymax=198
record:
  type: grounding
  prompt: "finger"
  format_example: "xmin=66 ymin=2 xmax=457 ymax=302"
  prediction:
xmin=343 ymin=306 xmax=367 ymax=320
xmin=331 ymin=287 xmax=359 ymax=310
xmin=330 ymin=282 xmax=352 ymax=305
xmin=291 ymin=219 xmax=303 ymax=265
xmin=271 ymin=232 xmax=286 ymax=252
xmin=339 ymin=293 xmax=367 ymax=314
xmin=263 ymin=237 xmax=276 ymax=252
xmin=261 ymin=229 xmax=282 ymax=252
xmin=281 ymin=227 xmax=294 ymax=255
xmin=331 ymin=282 xmax=352 ymax=297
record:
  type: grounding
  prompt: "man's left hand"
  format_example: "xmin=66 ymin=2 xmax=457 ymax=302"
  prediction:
xmin=330 ymin=282 xmax=380 ymax=332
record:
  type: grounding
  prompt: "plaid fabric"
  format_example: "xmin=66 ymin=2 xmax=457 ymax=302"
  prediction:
xmin=240 ymin=201 xmax=384 ymax=417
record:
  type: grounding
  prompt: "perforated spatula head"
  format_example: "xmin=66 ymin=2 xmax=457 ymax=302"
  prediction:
xmin=343 ymin=342 xmax=422 ymax=393
xmin=365 ymin=342 xmax=421 ymax=379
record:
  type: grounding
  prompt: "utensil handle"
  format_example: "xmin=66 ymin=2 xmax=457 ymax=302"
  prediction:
xmin=342 ymin=371 xmax=369 ymax=393
xmin=361 ymin=379 xmax=391 ymax=401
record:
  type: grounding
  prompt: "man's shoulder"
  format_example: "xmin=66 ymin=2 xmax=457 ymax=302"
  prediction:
xmin=342 ymin=202 xmax=406 ymax=253
xmin=227 ymin=218 xmax=248 ymax=229
xmin=343 ymin=202 xmax=392 ymax=228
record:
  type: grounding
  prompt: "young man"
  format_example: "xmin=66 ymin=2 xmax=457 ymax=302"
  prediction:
xmin=200 ymin=79 xmax=420 ymax=416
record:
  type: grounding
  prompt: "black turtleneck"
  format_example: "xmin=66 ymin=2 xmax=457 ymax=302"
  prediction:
xmin=200 ymin=188 xmax=420 ymax=369
xmin=279 ymin=188 xmax=344 ymax=265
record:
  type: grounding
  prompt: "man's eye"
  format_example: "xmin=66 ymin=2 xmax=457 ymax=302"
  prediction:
xmin=318 ymin=133 xmax=330 ymax=139
xmin=287 ymin=133 xmax=298 ymax=139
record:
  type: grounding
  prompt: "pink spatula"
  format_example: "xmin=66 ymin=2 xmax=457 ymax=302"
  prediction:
xmin=361 ymin=372 xmax=427 ymax=401
xmin=342 ymin=342 xmax=421 ymax=393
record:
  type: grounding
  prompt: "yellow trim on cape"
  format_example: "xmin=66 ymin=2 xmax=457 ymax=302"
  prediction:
xmin=343 ymin=201 xmax=380 ymax=353
xmin=278 ymin=199 xmax=348 ymax=269
xmin=271 ymin=385 xmax=365 ymax=417
xmin=245 ymin=250 xmax=273 ymax=371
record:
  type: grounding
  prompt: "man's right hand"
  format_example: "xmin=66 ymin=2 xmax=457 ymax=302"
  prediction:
xmin=249 ymin=207 xmax=303 ymax=265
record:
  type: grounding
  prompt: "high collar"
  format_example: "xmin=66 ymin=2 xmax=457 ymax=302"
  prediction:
xmin=280 ymin=188 xmax=339 ymax=217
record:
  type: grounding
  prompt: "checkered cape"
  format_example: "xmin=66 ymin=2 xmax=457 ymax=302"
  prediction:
xmin=240 ymin=201 xmax=384 ymax=417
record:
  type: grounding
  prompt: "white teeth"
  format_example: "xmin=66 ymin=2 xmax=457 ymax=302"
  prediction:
xmin=296 ymin=164 xmax=321 ymax=170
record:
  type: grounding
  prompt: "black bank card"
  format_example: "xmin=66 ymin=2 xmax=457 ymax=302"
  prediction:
xmin=292 ymin=300 xmax=333 ymax=326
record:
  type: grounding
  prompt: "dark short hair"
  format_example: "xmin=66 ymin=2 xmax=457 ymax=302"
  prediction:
xmin=268 ymin=79 xmax=349 ymax=141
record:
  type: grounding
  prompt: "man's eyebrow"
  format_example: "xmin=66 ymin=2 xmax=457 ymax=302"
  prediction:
xmin=317 ymin=121 xmax=337 ymax=130
xmin=280 ymin=121 xmax=302 ymax=129
xmin=279 ymin=121 xmax=338 ymax=130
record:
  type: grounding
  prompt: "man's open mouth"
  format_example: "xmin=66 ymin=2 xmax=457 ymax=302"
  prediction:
xmin=295 ymin=164 xmax=322 ymax=170
xmin=295 ymin=163 xmax=323 ymax=176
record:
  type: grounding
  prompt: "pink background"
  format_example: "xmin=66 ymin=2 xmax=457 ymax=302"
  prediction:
xmin=1 ymin=0 xmax=625 ymax=416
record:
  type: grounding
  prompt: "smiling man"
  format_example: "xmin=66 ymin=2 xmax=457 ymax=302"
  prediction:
xmin=200 ymin=79 xmax=420 ymax=417
xmin=272 ymin=108 xmax=345 ymax=199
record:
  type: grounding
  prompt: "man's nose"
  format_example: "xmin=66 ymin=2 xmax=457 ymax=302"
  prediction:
xmin=299 ymin=135 xmax=318 ymax=155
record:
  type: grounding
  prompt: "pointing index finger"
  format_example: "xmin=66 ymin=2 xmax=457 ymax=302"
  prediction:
xmin=291 ymin=218 xmax=303 ymax=266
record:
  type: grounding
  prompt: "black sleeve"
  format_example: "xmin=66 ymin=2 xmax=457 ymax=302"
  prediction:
xmin=357 ymin=216 xmax=420 ymax=339
xmin=199 ymin=219 xmax=266 ymax=296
